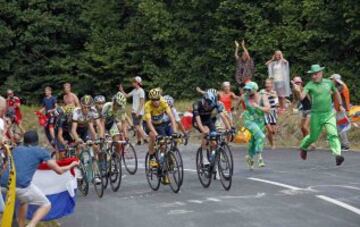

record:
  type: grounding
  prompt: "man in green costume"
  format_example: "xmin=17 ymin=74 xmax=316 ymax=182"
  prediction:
xmin=293 ymin=64 xmax=345 ymax=166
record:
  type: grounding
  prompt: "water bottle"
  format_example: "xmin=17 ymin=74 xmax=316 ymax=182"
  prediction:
xmin=159 ymin=153 xmax=165 ymax=166
xmin=83 ymin=152 xmax=90 ymax=166
xmin=210 ymin=150 xmax=216 ymax=162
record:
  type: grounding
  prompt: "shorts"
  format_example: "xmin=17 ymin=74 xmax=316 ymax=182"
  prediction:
xmin=57 ymin=129 xmax=73 ymax=152
xmin=77 ymin=127 xmax=89 ymax=141
xmin=16 ymin=184 xmax=50 ymax=206
xmin=47 ymin=115 xmax=57 ymax=128
xmin=131 ymin=113 xmax=143 ymax=126
xmin=301 ymin=110 xmax=311 ymax=119
xmin=143 ymin=122 xmax=171 ymax=136
xmin=193 ymin=119 xmax=217 ymax=133
xmin=265 ymin=110 xmax=278 ymax=125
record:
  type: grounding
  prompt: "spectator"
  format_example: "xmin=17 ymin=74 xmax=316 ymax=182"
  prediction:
xmin=234 ymin=40 xmax=255 ymax=87
xmin=330 ymin=74 xmax=351 ymax=151
xmin=291 ymin=76 xmax=312 ymax=138
xmin=0 ymin=96 xmax=6 ymax=213
xmin=6 ymin=89 xmax=24 ymax=131
xmin=119 ymin=76 xmax=147 ymax=145
xmin=63 ymin=83 xmax=80 ymax=108
xmin=260 ymin=79 xmax=279 ymax=149
xmin=39 ymin=87 xmax=57 ymax=146
xmin=266 ymin=50 xmax=291 ymax=112
xmin=0 ymin=130 xmax=78 ymax=227
xmin=218 ymin=81 xmax=239 ymax=126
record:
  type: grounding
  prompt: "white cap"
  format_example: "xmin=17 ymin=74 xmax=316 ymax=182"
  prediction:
xmin=133 ymin=76 xmax=142 ymax=85
xmin=223 ymin=81 xmax=230 ymax=87
xmin=330 ymin=74 xmax=344 ymax=85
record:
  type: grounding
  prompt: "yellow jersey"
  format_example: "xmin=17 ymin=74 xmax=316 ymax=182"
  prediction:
xmin=143 ymin=98 xmax=170 ymax=125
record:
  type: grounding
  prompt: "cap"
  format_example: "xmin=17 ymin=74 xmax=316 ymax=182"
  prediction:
xmin=133 ymin=76 xmax=142 ymax=85
xmin=223 ymin=81 xmax=230 ymax=87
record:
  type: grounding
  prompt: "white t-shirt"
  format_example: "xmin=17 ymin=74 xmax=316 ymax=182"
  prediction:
xmin=129 ymin=88 xmax=145 ymax=115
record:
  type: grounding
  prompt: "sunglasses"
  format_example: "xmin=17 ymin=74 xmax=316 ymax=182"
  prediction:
xmin=151 ymin=98 xmax=160 ymax=102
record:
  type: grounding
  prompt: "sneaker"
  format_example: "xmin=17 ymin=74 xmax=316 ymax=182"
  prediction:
xmin=341 ymin=145 xmax=350 ymax=152
xmin=245 ymin=155 xmax=254 ymax=169
xmin=94 ymin=177 xmax=102 ymax=185
xmin=149 ymin=159 xmax=159 ymax=168
xmin=136 ymin=141 xmax=142 ymax=146
xmin=336 ymin=155 xmax=345 ymax=166
xmin=300 ymin=149 xmax=307 ymax=160
xmin=258 ymin=158 xmax=265 ymax=168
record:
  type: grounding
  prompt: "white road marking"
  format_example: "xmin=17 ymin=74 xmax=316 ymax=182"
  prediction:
xmin=219 ymin=192 xmax=266 ymax=199
xmin=160 ymin=201 xmax=186 ymax=208
xmin=316 ymin=195 xmax=360 ymax=216
xmin=187 ymin=200 xmax=203 ymax=204
xmin=167 ymin=210 xmax=194 ymax=215
xmin=248 ymin=177 xmax=302 ymax=191
xmin=206 ymin=197 xmax=222 ymax=202
xmin=308 ymin=185 xmax=360 ymax=191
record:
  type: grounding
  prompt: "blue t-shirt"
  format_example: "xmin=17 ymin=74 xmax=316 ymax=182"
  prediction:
xmin=1 ymin=146 xmax=51 ymax=188
xmin=42 ymin=96 xmax=57 ymax=112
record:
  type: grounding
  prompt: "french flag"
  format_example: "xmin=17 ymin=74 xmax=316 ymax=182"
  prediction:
xmin=27 ymin=158 xmax=78 ymax=221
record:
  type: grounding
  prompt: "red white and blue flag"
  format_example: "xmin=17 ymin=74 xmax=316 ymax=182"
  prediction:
xmin=27 ymin=158 xmax=78 ymax=221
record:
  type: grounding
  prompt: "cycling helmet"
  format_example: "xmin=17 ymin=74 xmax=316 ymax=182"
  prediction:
xmin=94 ymin=95 xmax=106 ymax=104
xmin=112 ymin=92 xmax=127 ymax=107
xmin=202 ymin=90 xmax=217 ymax=107
xmin=163 ymin=95 xmax=174 ymax=107
xmin=148 ymin=88 xmax=162 ymax=100
xmin=207 ymin=88 xmax=218 ymax=97
xmin=80 ymin=95 xmax=94 ymax=107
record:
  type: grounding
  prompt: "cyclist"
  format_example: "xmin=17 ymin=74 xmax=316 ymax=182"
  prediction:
xmin=57 ymin=105 xmax=76 ymax=157
xmin=162 ymin=95 xmax=187 ymax=135
xmin=192 ymin=90 xmax=231 ymax=165
xmin=71 ymin=95 xmax=104 ymax=144
xmin=101 ymin=92 xmax=129 ymax=149
xmin=196 ymin=87 xmax=233 ymax=130
xmin=143 ymin=88 xmax=178 ymax=169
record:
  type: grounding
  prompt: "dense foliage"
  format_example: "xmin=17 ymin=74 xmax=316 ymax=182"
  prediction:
xmin=1 ymin=0 xmax=359 ymax=103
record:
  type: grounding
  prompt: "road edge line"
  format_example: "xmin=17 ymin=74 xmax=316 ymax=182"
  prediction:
xmin=316 ymin=195 xmax=360 ymax=216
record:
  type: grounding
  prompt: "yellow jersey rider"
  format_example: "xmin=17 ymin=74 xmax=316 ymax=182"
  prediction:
xmin=143 ymin=88 xmax=177 ymax=167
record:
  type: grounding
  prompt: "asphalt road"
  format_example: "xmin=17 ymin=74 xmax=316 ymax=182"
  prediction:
xmin=60 ymin=144 xmax=360 ymax=227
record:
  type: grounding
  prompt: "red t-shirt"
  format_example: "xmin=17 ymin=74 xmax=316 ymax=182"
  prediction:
xmin=6 ymin=96 xmax=22 ymax=124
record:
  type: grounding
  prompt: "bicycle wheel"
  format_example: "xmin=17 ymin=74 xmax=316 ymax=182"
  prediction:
xmin=98 ymin=150 xmax=109 ymax=190
xmin=145 ymin=152 xmax=160 ymax=191
xmin=109 ymin=151 xmax=122 ymax=192
xmin=77 ymin=163 xmax=89 ymax=196
xmin=171 ymin=147 xmax=184 ymax=186
xmin=221 ymin=143 xmax=234 ymax=175
xmin=121 ymin=143 xmax=138 ymax=175
xmin=217 ymin=147 xmax=233 ymax=191
xmin=93 ymin=161 xmax=105 ymax=198
xmin=166 ymin=152 xmax=182 ymax=193
xmin=196 ymin=147 xmax=212 ymax=188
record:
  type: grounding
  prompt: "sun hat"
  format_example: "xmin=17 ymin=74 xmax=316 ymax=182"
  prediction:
xmin=307 ymin=64 xmax=325 ymax=74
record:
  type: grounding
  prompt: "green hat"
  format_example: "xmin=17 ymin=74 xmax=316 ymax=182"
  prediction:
xmin=307 ymin=64 xmax=325 ymax=74
xmin=244 ymin=81 xmax=259 ymax=92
